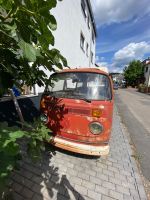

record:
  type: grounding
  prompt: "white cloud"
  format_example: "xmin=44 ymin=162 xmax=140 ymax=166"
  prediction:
xmin=96 ymin=42 xmax=150 ymax=72
xmin=96 ymin=56 xmax=105 ymax=62
xmin=109 ymin=66 xmax=123 ymax=73
xmin=114 ymin=41 xmax=150 ymax=63
xmin=91 ymin=0 xmax=150 ymax=26
xmin=96 ymin=61 xmax=108 ymax=67
xmin=96 ymin=56 xmax=109 ymax=69
xmin=111 ymin=41 xmax=150 ymax=71
xmin=95 ymin=56 xmax=99 ymax=62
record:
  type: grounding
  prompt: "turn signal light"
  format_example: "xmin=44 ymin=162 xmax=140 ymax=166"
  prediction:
xmin=92 ymin=109 xmax=102 ymax=118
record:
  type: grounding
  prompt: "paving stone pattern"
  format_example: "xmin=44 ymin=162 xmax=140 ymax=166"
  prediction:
xmin=10 ymin=108 xmax=147 ymax=200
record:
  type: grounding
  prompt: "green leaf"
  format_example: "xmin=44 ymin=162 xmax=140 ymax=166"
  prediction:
xmin=49 ymin=15 xmax=57 ymax=31
xmin=39 ymin=32 xmax=54 ymax=48
xmin=3 ymin=139 xmax=12 ymax=147
xmin=0 ymin=0 xmax=13 ymax=10
xmin=38 ymin=0 xmax=57 ymax=13
xmin=3 ymin=142 xmax=19 ymax=156
xmin=0 ymin=152 xmax=16 ymax=179
xmin=59 ymin=54 xmax=68 ymax=66
xmin=35 ymin=48 xmax=43 ymax=58
xmin=0 ymin=172 xmax=8 ymax=178
xmin=9 ymin=130 xmax=24 ymax=139
xmin=48 ymin=0 xmax=57 ymax=9
xmin=19 ymin=39 xmax=37 ymax=61
xmin=3 ymin=23 xmax=17 ymax=39
xmin=56 ymin=63 xmax=63 ymax=69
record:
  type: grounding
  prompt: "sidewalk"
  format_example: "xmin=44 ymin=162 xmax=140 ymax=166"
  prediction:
xmin=10 ymin=107 xmax=147 ymax=200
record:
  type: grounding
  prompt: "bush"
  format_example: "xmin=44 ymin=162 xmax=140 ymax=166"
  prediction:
xmin=0 ymin=120 xmax=50 ymax=198
xmin=138 ymin=84 xmax=149 ymax=93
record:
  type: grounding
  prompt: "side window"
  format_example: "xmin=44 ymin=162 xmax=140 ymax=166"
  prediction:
xmin=102 ymin=76 xmax=112 ymax=100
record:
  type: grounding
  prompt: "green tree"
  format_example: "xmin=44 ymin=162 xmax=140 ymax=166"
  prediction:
xmin=123 ymin=60 xmax=144 ymax=87
xmin=0 ymin=0 xmax=67 ymax=196
xmin=0 ymin=0 xmax=67 ymax=96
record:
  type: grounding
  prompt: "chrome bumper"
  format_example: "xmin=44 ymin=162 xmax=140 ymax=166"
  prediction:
xmin=50 ymin=136 xmax=110 ymax=156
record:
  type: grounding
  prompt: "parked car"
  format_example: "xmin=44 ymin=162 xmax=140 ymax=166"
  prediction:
xmin=40 ymin=68 xmax=114 ymax=156
xmin=113 ymin=82 xmax=119 ymax=90
xmin=121 ymin=81 xmax=126 ymax=88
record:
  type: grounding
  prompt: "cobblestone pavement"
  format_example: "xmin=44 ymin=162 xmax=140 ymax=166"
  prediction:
xmin=10 ymin=107 xmax=147 ymax=200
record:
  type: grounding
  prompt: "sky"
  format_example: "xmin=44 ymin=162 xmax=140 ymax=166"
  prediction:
xmin=91 ymin=0 xmax=150 ymax=72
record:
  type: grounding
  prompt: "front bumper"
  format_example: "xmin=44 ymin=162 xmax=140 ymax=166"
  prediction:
xmin=50 ymin=136 xmax=110 ymax=156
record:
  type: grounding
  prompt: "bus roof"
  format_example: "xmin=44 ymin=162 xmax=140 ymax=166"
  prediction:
xmin=56 ymin=68 xmax=109 ymax=76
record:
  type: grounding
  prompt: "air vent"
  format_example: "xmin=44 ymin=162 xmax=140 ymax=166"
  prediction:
xmin=67 ymin=107 xmax=91 ymax=116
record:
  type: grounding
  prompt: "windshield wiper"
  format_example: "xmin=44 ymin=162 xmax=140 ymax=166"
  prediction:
xmin=44 ymin=91 xmax=91 ymax=102
xmin=79 ymin=98 xmax=91 ymax=103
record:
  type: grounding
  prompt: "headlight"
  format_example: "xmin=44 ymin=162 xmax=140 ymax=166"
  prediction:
xmin=89 ymin=122 xmax=103 ymax=134
xmin=40 ymin=113 xmax=48 ymax=123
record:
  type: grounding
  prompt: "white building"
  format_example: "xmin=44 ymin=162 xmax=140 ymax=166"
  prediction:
xmin=37 ymin=0 xmax=97 ymax=93
xmin=52 ymin=0 xmax=96 ymax=68
xmin=143 ymin=59 xmax=150 ymax=86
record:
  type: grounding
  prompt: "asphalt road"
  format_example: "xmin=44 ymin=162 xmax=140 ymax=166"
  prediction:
xmin=115 ymin=88 xmax=150 ymax=181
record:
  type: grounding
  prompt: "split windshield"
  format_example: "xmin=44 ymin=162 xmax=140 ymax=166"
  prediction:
xmin=46 ymin=72 xmax=112 ymax=101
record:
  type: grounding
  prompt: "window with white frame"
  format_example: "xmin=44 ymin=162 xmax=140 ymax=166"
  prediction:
xmin=80 ymin=33 xmax=85 ymax=51
xmin=92 ymin=30 xmax=95 ymax=43
xmin=91 ymin=51 xmax=93 ymax=63
xmin=81 ymin=0 xmax=86 ymax=18
xmin=87 ymin=15 xmax=90 ymax=29
xmin=86 ymin=43 xmax=89 ymax=56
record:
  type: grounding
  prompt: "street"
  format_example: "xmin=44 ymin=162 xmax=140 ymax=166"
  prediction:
xmin=10 ymin=106 xmax=147 ymax=200
xmin=115 ymin=88 xmax=150 ymax=181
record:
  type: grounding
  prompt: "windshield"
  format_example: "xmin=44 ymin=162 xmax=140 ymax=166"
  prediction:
xmin=46 ymin=72 xmax=112 ymax=101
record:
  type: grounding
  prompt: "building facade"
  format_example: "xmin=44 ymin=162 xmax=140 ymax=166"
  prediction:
xmin=109 ymin=73 xmax=125 ymax=85
xmin=52 ymin=0 xmax=96 ymax=68
xmin=142 ymin=58 xmax=150 ymax=86
xmin=37 ymin=0 xmax=96 ymax=93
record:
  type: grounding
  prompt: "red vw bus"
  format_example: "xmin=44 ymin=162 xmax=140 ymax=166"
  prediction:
xmin=40 ymin=68 xmax=114 ymax=156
